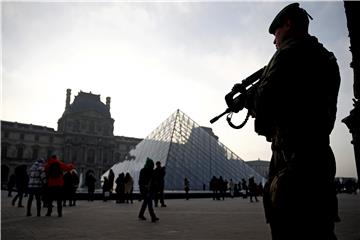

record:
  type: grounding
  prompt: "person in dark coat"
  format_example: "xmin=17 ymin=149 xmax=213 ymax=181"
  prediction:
xmin=12 ymin=165 xmax=29 ymax=208
xmin=124 ymin=173 xmax=134 ymax=204
xmin=102 ymin=176 xmax=111 ymax=202
xmin=86 ymin=173 xmax=96 ymax=202
xmin=108 ymin=169 xmax=115 ymax=193
xmin=69 ymin=170 xmax=79 ymax=206
xmin=218 ymin=176 xmax=226 ymax=200
xmin=62 ymin=169 xmax=78 ymax=207
xmin=115 ymin=173 xmax=125 ymax=203
xmin=153 ymin=161 xmax=166 ymax=207
xmin=210 ymin=176 xmax=218 ymax=200
xmin=184 ymin=177 xmax=190 ymax=200
xmin=248 ymin=176 xmax=258 ymax=202
xmin=7 ymin=173 xmax=16 ymax=197
xmin=138 ymin=158 xmax=159 ymax=222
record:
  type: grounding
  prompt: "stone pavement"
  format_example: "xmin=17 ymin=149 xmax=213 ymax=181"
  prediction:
xmin=1 ymin=191 xmax=359 ymax=240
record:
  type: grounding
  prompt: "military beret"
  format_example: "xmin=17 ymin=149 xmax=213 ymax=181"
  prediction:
xmin=269 ymin=2 xmax=312 ymax=34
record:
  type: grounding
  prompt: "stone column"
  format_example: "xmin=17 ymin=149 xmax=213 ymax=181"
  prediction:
xmin=343 ymin=1 xmax=360 ymax=182
xmin=66 ymin=89 xmax=71 ymax=109
xmin=106 ymin=97 xmax=111 ymax=110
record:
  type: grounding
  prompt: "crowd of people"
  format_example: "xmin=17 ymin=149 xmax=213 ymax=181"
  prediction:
xmin=100 ymin=159 xmax=167 ymax=222
xmin=209 ymin=176 xmax=263 ymax=202
xmin=8 ymin=154 xmax=265 ymax=220
xmin=8 ymin=155 xmax=77 ymax=217
xmin=8 ymin=154 xmax=266 ymax=221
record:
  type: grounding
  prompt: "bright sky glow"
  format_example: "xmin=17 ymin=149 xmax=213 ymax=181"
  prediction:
xmin=1 ymin=1 xmax=357 ymax=178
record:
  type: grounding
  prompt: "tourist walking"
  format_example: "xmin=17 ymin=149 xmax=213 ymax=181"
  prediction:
xmin=108 ymin=169 xmax=115 ymax=193
xmin=62 ymin=169 xmax=78 ymax=206
xmin=124 ymin=172 xmax=134 ymax=204
xmin=7 ymin=173 xmax=16 ymax=197
xmin=219 ymin=176 xmax=226 ymax=200
xmin=138 ymin=158 xmax=159 ymax=222
xmin=102 ymin=176 xmax=111 ymax=202
xmin=26 ymin=158 xmax=47 ymax=216
xmin=210 ymin=176 xmax=220 ymax=200
xmin=248 ymin=176 xmax=258 ymax=202
xmin=115 ymin=173 xmax=125 ymax=203
xmin=86 ymin=172 xmax=96 ymax=202
xmin=12 ymin=165 xmax=29 ymax=208
xmin=153 ymin=161 xmax=166 ymax=207
xmin=69 ymin=169 xmax=79 ymax=206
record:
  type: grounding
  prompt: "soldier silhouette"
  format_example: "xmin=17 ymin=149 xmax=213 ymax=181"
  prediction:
xmin=241 ymin=3 xmax=341 ymax=239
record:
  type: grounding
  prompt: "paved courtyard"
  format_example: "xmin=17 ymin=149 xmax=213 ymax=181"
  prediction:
xmin=1 ymin=191 xmax=359 ymax=240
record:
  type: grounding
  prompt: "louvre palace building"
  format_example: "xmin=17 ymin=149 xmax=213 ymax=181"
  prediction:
xmin=1 ymin=89 xmax=142 ymax=187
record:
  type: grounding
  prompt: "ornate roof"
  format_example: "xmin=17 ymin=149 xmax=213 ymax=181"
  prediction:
xmin=64 ymin=91 xmax=111 ymax=118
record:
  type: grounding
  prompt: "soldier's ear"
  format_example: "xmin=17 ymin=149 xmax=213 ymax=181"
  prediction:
xmin=283 ymin=19 xmax=292 ymax=31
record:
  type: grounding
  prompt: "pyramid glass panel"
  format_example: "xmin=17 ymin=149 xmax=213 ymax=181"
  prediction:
xmin=104 ymin=110 xmax=265 ymax=191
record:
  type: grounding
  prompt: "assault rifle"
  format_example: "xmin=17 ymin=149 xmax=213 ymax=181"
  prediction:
xmin=210 ymin=66 xmax=266 ymax=129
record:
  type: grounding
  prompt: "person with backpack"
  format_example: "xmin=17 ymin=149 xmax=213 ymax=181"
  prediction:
xmin=45 ymin=155 xmax=74 ymax=217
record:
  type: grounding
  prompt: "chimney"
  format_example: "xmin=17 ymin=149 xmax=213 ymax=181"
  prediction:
xmin=106 ymin=97 xmax=111 ymax=109
xmin=66 ymin=89 xmax=71 ymax=109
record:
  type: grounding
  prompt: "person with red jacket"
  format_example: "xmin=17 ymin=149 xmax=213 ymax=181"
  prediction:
xmin=45 ymin=155 xmax=74 ymax=217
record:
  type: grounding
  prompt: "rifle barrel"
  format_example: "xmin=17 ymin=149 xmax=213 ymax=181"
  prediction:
xmin=210 ymin=109 xmax=230 ymax=124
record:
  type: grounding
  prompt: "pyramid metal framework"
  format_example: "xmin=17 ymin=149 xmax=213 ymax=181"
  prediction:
xmin=105 ymin=110 xmax=265 ymax=191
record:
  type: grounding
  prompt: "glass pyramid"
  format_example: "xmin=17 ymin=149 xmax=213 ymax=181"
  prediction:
xmin=104 ymin=109 xmax=265 ymax=191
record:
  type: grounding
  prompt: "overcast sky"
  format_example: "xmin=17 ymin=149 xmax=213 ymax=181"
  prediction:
xmin=1 ymin=1 xmax=357 ymax=178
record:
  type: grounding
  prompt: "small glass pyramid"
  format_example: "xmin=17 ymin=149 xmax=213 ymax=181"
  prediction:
xmin=104 ymin=109 xmax=265 ymax=191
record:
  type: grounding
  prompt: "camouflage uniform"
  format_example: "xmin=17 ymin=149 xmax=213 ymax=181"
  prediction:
xmin=250 ymin=34 xmax=341 ymax=239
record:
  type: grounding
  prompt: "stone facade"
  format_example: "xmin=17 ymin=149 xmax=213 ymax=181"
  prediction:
xmin=1 ymin=89 xmax=142 ymax=188
xmin=245 ymin=159 xmax=270 ymax=179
